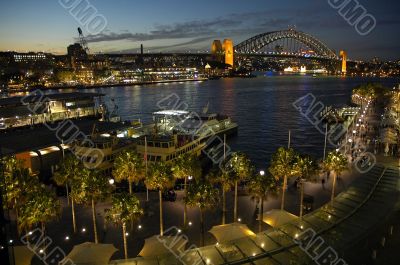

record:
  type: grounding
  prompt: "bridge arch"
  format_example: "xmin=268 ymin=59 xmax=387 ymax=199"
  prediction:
xmin=234 ymin=29 xmax=338 ymax=59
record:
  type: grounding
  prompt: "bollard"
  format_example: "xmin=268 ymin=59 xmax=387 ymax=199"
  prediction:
xmin=381 ymin=237 xmax=386 ymax=247
xmin=389 ymin=226 xmax=393 ymax=236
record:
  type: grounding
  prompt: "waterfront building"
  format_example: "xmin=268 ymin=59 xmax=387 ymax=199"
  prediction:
xmin=0 ymin=92 xmax=104 ymax=129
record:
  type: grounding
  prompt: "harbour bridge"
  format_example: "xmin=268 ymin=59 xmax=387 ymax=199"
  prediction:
xmin=110 ymin=29 xmax=344 ymax=70
xmin=234 ymin=29 xmax=339 ymax=61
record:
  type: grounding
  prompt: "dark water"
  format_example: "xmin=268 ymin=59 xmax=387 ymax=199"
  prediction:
xmin=77 ymin=76 xmax=398 ymax=169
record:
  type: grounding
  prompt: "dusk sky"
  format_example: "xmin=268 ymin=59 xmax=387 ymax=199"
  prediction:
xmin=0 ymin=0 xmax=399 ymax=60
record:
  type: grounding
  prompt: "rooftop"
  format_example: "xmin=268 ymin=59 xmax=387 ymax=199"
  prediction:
xmin=0 ymin=92 xmax=105 ymax=108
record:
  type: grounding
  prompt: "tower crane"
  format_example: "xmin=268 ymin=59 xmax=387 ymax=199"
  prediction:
xmin=78 ymin=27 xmax=90 ymax=54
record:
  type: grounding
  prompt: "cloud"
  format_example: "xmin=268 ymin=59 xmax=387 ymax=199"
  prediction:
xmin=85 ymin=17 xmax=242 ymax=43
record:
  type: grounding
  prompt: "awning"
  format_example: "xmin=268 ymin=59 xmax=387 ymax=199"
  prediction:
xmin=63 ymin=242 xmax=118 ymax=265
xmin=138 ymin=235 xmax=187 ymax=257
xmin=258 ymin=209 xmax=298 ymax=227
xmin=209 ymin=223 xmax=256 ymax=243
xmin=13 ymin=246 xmax=35 ymax=265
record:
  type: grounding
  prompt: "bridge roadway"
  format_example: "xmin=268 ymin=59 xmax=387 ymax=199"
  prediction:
xmin=110 ymin=165 xmax=399 ymax=265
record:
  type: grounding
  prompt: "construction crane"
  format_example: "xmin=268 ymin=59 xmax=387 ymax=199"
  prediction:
xmin=77 ymin=27 xmax=90 ymax=54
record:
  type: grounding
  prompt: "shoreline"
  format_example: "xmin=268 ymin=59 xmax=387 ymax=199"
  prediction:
xmin=48 ymin=78 xmax=208 ymax=90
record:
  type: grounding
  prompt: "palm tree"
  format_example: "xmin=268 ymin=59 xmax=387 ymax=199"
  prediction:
xmin=18 ymin=186 xmax=61 ymax=233
xmin=105 ymin=192 xmax=143 ymax=259
xmin=53 ymin=155 xmax=82 ymax=233
xmin=72 ymin=168 xmax=112 ymax=243
xmin=269 ymin=147 xmax=299 ymax=211
xmin=112 ymin=150 xmax=144 ymax=194
xmin=172 ymin=154 xmax=201 ymax=228
xmin=209 ymin=167 xmax=234 ymax=225
xmin=145 ymin=161 xmax=174 ymax=236
xmin=323 ymin=151 xmax=348 ymax=203
xmin=185 ymin=178 xmax=219 ymax=246
xmin=247 ymin=171 xmax=279 ymax=232
xmin=296 ymin=155 xmax=319 ymax=218
xmin=224 ymin=152 xmax=252 ymax=222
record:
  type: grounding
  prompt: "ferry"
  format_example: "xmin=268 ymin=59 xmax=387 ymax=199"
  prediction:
xmin=135 ymin=110 xmax=238 ymax=162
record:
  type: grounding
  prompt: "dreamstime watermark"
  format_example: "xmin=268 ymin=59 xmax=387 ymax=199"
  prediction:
xmin=59 ymin=0 xmax=107 ymax=35
xmin=294 ymin=228 xmax=349 ymax=265
xmin=328 ymin=0 xmax=376 ymax=36
xmin=157 ymin=226 xmax=205 ymax=265
xmin=21 ymin=90 xmax=104 ymax=169
xmin=292 ymin=93 xmax=376 ymax=173
xmin=21 ymin=228 xmax=75 ymax=265
xmin=156 ymin=93 xmax=235 ymax=173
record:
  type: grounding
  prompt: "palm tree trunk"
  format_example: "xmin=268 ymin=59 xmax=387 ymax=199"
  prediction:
xmin=91 ymin=199 xmax=98 ymax=243
xmin=234 ymin=180 xmax=238 ymax=222
xmin=200 ymin=208 xmax=204 ymax=247
xmin=300 ymin=180 xmax=304 ymax=218
xmin=222 ymin=189 xmax=226 ymax=225
xmin=15 ymin=205 xmax=20 ymax=236
xmin=281 ymin=175 xmax=287 ymax=211
xmin=159 ymin=190 xmax=164 ymax=236
xmin=331 ymin=172 xmax=337 ymax=203
xmin=122 ymin=223 xmax=128 ymax=259
xmin=183 ymin=176 xmax=187 ymax=228
xmin=259 ymin=196 xmax=264 ymax=233
xmin=71 ymin=198 xmax=77 ymax=233
xmin=66 ymin=183 xmax=70 ymax=206
xmin=129 ymin=181 xmax=132 ymax=194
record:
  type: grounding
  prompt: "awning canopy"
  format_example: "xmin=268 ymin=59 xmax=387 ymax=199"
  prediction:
xmin=258 ymin=209 xmax=298 ymax=227
xmin=138 ymin=235 xmax=187 ymax=257
xmin=13 ymin=246 xmax=35 ymax=265
xmin=209 ymin=223 xmax=256 ymax=243
xmin=64 ymin=242 xmax=118 ymax=265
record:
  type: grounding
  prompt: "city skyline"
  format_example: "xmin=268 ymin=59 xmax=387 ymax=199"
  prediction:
xmin=1 ymin=0 xmax=400 ymax=60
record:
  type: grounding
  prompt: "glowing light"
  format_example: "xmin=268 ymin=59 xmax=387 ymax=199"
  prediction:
xmin=65 ymin=236 xmax=69 ymax=240
xmin=138 ymin=225 xmax=142 ymax=229
xmin=82 ymin=228 xmax=86 ymax=232
xmin=259 ymin=170 xmax=265 ymax=176
xmin=108 ymin=179 xmax=115 ymax=185
xmin=261 ymin=243 xmax=265 ymax=248
xmin=238 ymin=218 xmax=242 ymax=222
xmin=188 ymin=222 xmax=192 ymax=226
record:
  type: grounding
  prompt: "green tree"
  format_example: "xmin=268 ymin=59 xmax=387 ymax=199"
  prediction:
xmin=112 ymin=150 xmax=144 ymax=194
xmin=269 ymin=147 xmax=299 ymax=211
xmin=0 ymin=156 xmax=39 ymax=234
xmin=72 ymin=168 xmax=112 ymax=243
xmin=172 ymin=154 xmax=201 ymax=228
xmin=224 ymin=152 xmax=253 ymax=222
xmin=145 ymin=162 xmax=174 ymax=236
xmin=185 ymin=178 xmax=219 ymax=246
xmin=53 ymin=155 xmax=82 ymax=233
xmin=18 ymin=186 xmax=61 ymax=235
xmin=247 ymin=171 xmax=279 ymax=232
xmin=323 ymin=151 xmax=348 ymax=203
xmin=105 ymin=192 xmax=143 ymax=259
xmin=296 ymin=155 xmax=319 ymax=218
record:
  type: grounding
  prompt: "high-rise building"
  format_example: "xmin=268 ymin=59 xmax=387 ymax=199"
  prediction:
xmin=67 ymin=43 xmax=87 ymax=69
